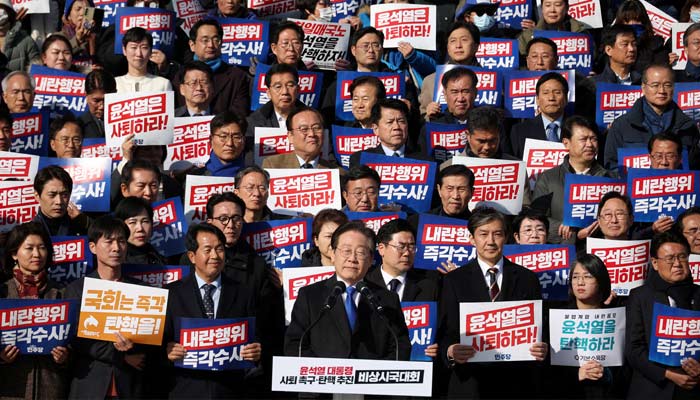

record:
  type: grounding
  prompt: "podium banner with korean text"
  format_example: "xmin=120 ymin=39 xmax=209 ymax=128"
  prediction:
xmin=95 ymin=0 xmax=126 ymax=28
xmin=691 ymin=254 xmax=700 ymax=284
xmin=165 ymin=116 xmax=213 ymax=170
xmin=567 ymin=0 xmax=603 ymax=28
xmin=641 ymin=0 xmax=676 ymax=41
xmin=217 ymin=17 xmax=269 ymax=67
xmin=460 ymin=300 xmax=543 ymax=362
xmin=183 ymin=175 xmax=236 ymax=225
xmin=251 ymin=64 xmax=323 ymax=111
xmin=114 ymin=8 xmax=176 ymax=56
xmin=175 ymin=317 xmax=256 ymax=370
xmin=503 ymin=69 xmax=575 ymax=118
xmin=336 ymin=71 xmax=405 ymax=121
xmin=10 ymin=110 xmax=50 ymax=156
xmin=266 ymin=169 xmax=341 ymax=216
xmin=424 ymin=123 xmax=468 ymax=163
xmin=618 ymin=147 xmax=690 ymax=171
xmin=272 ymin=356 xmax=433 ymax=397
xmin=414 ymin=214 xmax=473 ymax=270
xmin=627 ymin=168 xmax=700 ymax=223
xmin=587 ymin=238 xmax=650 ymax=296
xmin=290 ymin=19 xmax=351 ymax=70
xmin=674 ymin=82 xmax=700 ymax=122
xmin=0 ymin=151 xmax=39 ymax=181
xmin=433 ymin=66 xmax=502 ymax=110
xmin=247 ymin=0 xmax=295 ymax=17
xmin=122 ymin=264 xmax=189 ymax=288
xmin=360 ymin=153 xmax=436 ymax=214
xmin=49 ymin=236 xmax=93 ymax=284
xmin=494 ymin=0 xmax=532 ymax=28
xmin=522 ymin=138 xmax=567 ymax=191
xmin=401 ymin=301 xmax=436 ymax=362
xmin=549 ymin=307 xmax=626 ymax=367
xmin=241 ymin=218 xmax=313 ymax=269
xmin=672 ymin=23 xmax=693 ymax=70
xmin=77 ymin=277 xmax=168 ymax=345
xmin=331 ymin=125 xmax=377 ymax=169
xmin=476 ymin=37 xmax=519 ymax=70
xmin=30 ymin=66 xmax=86 ymax=115
xmin=370 ymin=4 xmax=436 ymax=51
xmin=649 ymin=303 xmax=700 ymax=366
xmin=12 ymin=0 xmax=50 ymax=14
xmin=105 ymin=91 xmax=174 ymax=149
xmin=0 ymin=299 xmax=78 ymax=355
xmin=172 ymin=0 xmax=207 ymax=35
xmin=283 ymin=266 xmax=335 ymax=325
xmin=533 ymin=30 xmax=594 ymax=75
xmin=0 ymin=181 xmax=38 ymax=233
xmin=562 ymin=175 xmax=627 ymax=228
xmin=504 ymin=244 xmax=574 ymax=301
xmin=345 ymin=211 xmax=408 ymax=234
xmin=151 ymin=197 xmax=188 ymax=256
xmin=38 ymin=157 xmax=111 ymax=212
xmin=595 ymin=83 xmax=642 ymax=131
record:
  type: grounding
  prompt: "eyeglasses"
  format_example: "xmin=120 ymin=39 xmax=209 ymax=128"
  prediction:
xmin=197 ymin=37 xmax=221 ymax=46
xmin=277 ymin=40 xmax=302 ymax=50
xmin=212 ymin=215 xmax=244 ymax=226
xmin=644 ymin=82 xmax=673 ymax=91
xmin=269 ymin=82 xmax=298 ymax=93
xmin=689 ymin=40 xmax=700 ymax=48
xmin=571 ymin=274 xmax=596 ymax=283
xmin=56 ymin=137 xmax=82 ymax=145
xmin=356 ymin=42 xmax=382 ymax=52
xmin=384 ymin=242 xmax=416 ymax=253
xmin=656 ymin=254 xmax=689 ymax=264
xmin=212 ymin=132 xmax=244 ymax=143
xmin=183 ymin=79 xmax=211 ymax=88
xmin=683 ymin=227 xmax=700 ymax=237
xmin=650 ymin=152 xmax=679 ymax=162
xmin=520 ymin=227 xmax=547 ymax=236
xmin=293 ymin=125 xmax=323 ymax=135
xmin=599 ymin=211 xmax=629 ymax=221
xmin=335 ymin=247 xmax=372 ymax=260
xmin=348 ymin=188 xmax=379 ymax=199
xmin=240 ymin=185 xmax=268 ymax=194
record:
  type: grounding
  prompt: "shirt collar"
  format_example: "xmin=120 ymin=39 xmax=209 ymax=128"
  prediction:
xmin=295 ymin=154 xmax=319 ymax=168
xmin=380 ymin=144 xmax=405 ymax=157
xmin=194 ymin=271 xmax=222 ymax=290
xmin=379 ymin=266 xmax=407 ymax=287
xmin=541 ymin=114 xmax=563 ymax=130
xmin=476 ymin=256 xmax=504 ymax=277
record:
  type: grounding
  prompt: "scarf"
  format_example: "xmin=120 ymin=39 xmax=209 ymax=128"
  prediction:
xmin=13 ymin=265 xmax=48 ymax=299
xmin=205 ymin=151 xmax=244 ymax=177
xmin=648 ymin=267 xmax=696 ymax=309
xmin=642 ymin=98 xmax=674 ymax=135
xmin=194 ymin=55 xmax=223 ymax=72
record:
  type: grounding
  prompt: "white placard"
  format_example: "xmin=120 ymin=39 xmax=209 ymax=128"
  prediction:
xmin=266 ymin=168 xmax=341 ymax=216
xmin=522 ymin=138 xmax=568 ymax=191
xmin=567 ymin=0 xmax=603 ymax=28
xmin=672 ymin=22 xmax=693 ymax=71
xmin=689 ymin=254 xmax=700 ymax=284
xmin=165 ymin=116 xmax=213 ymax=170
xmin=640 ymin=0 xmax=677 ymax=41
xmin=12 ymin=0 xmax=50 ymax=14
xmin=282 ymin=266 xmax=335 ymax=325
xmin=105 ymin=91 xmax=174 ymax=149
xmin=0 ymin=151 xmax=39 ymax=181
xmin=370 ymin=4 xmax=437 ymax=51
xmin=183 ymin=175 xmax=236 ymax=225
xmin=290 ymin=19 xmax=351 ymax=70
xmin=254 ymin=127 xmax=290 ymax=166
xmin=586 ymin=238 xmax=650 ymax=296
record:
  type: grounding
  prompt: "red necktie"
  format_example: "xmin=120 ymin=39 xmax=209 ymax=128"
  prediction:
xmin=488 ymin=268 xmax=500 ymax=301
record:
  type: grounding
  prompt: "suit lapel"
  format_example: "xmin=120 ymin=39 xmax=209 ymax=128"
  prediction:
xmin=500 ymin=258 xmax=517 ymax=302
xmin=402 ymin=270 xmax=422 ymax=301
xmin=466 ymin=260 xmax=491 ymax=302
xmin=187 ymin=275 xmax=207 ymax=318
xmin=216 ymin=275 xmax=236 ymax=318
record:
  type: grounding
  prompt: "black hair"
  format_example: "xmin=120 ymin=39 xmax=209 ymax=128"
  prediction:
xmin=121 ymin=159 xmax=162 ymax=188
xmin=189 ymin=19 xmax=223 ymax=42
xmin=437 ymin=164 xmax=475 ymax=190
xmin=49 ymin=113 xmax=81 ymax=141
xmin=440 ymin=67 xmax=478 ymax=90
xmin=601 ymin=24 xmax=637 ymax=50
xmin=206 ymin=192 xmax=246 ymax=220
xmin=114 ymin=196 xmax=154 ymax=221
xmin=561 ymin=115 xmax=598 ymax=141
xmin=286 ymin=106 xmax=324 ymax=131
xmin=122 ymin=27 xmax=153 ymax=49
xmin=376 ymin=218 xmax=415 ymax=244
xmin=683 ymin=23 xmax=700 ymax=46
xmin=41 ymin=35 xmax=73 ymax=57
xmin=647 ymin=131 xmax=682 ymax=155
xmin=264 ymin=63 xmax=299 ymax=88
xmin=180 ymin=61 xmax=214 ymax=86
xmin=210 ymin=111 xmax=248 ymax=139
xmin=312 ymin=209 xmax=349 ymax=239
xmin=186 ymin=223 xmax=226 ymax=252
xmin=526 ymin=37 xmax=558 ymax=56
xmin=34 ymin=165 xmax=73 ymax=195
xmin=271 ymin=21 xmax=305 ymax=44
xmin=615 ymin=0 xmax=653 ymax=39
xmin=330 ymin=220 xmax=376 ymax=250
xmin=568 ymin=252 xmax=611 ymax=306
xmin=349 ymin=76 xmax=386 ymax=99
xmin=467 ymin=206 xmax=507 ymax=237
xmin=0 ymin=109 xmax=12 ymax=128
xmin=535 ymin=72 xmax=569 ymax=97
xmin=446 ymin=21 xmax=481 ymax=49
xmin=85 ymin=69 xmax=117 ymax=95
xmin=673 ymin=206 xmax=700 ymax=234
xmin=234 ymin=165 xmax=269 ymax=188
xmin=4 ymin=222 xmax=53 ymax=275
xmin=351 ymin=27 xmax=384 ymax=47
xmin=88 ymin=215 xmax=130 ymax=244
xmin=650 ymin=231 xmax=691 ymax=258
xmin=369 ymin=98 xmax=409 ymax=126
xmin=597 ymin=191 xmax=633 ymax=217
xmin=467 ymin=106 xmax=502 ymax=133
xmin=513 ymin=210 xmax=550 ymax=234
xmin=342 ymin=165 xmax=381 ymax=191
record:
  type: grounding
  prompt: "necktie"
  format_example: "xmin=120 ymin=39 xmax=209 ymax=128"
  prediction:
xmin=388 ymin=279 xmax=401 ymax=293
xmin=345 ymin=286 xmax=357 ymax=331
xmin=392 ymin=151 xmax=401 ymax=157
xmin=546 ymin=122 xmax=559 ymax=142
xmin=301 ymin=163 xmax=313 ymax=169
xmin=487 ymin=268 xmax=500 ymax=302
xmin=202 ymin=284 xmax=216 ymax=319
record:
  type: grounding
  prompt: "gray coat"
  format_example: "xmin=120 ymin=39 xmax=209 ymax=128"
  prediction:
xmin=3 ymin=23 xmax=39 ymax=72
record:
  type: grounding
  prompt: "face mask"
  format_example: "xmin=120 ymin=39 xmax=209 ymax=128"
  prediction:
xmin=691 ymin=11 xmax=700 ymax=23
xmin=629 ymin=23 xmax=646 ymax=39
xmin=473 ymin=14 xmax=496 ymax=32
xmin=317 ymin=7 xmax=333 ymax=22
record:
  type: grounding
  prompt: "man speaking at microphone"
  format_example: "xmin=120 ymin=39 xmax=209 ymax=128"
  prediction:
xmin=284 ymin=221 xmax=411 ymax=360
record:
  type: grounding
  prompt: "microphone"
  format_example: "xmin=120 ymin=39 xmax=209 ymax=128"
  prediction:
xmin=298 ymin=281 xmax=346 ymax=357
xmin=356 ymin=281 xmax=400 ymax=360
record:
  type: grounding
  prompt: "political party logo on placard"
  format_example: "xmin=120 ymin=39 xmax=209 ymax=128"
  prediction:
xmin=247 ymin=0 xmax=295 ymax=17
xmin=251 ymin=64 xmax=323 ymax=111
xmin=562 ymin=175 xmax=626 ymax=228
xmin=691 ymin=254 xmax=700 ymax=284
xmin=95 ymin=0 xmax=127 ymax=28
xmin=494 ymin=0 xmax=532 ymax=28
xmin=0 ymin=181 xmax=38 ymax=233
xmin=290 ymin=19 xmax=351 ymax=70
xmin=0 ymin=299 xmax=78 ymax=355
xmin=640 ymin=0 xmax=676 ymax=41
xmin=424 ymin=123 xmax=468 ymax=163
xmin=401 ymin=301 xmax=436 ymax=362
xmin=151 ymin=197 xmax=188 ymax=257
xmin=331 ymin=125 xmax=378 ymax=169
xmin=476 ymin=37 xmax=519 ymax=70
xmin=12 ymin=0 xmax=49 ymax=13
xmin=0 ymin=151 xmax=39 ymax=181
xmin=549 ymin=307 xmax=625 ymax=367
xmin=336 ymin=71 xmax=405 ymax=121
xmin=283 ymin=266 xmax=335 ymax=325
xmin=504 ymin=244 xmax=573 ymax=301
xmin=115 ymin=8 xmax=176 ymax=57
xmin=618 ymin=147 xmax=690 ymax=172
xmin=533 ymin=30 xmax=594 ymax=75
xmin=672 ymin=23 xmax=693 ymax=70
xmin=39 ymin=157 xmax=111 ymax=213
xmin=241 ymin=218 xmax=313 ymax=269
xmin=595 ymin=83 xmax=642 ymax=131
xmin=49 ymin=236 xmax=93 ymax=284
xmin=568 ymin=0 xmax=603 ymax=28
xmin=122 ymin=264 xmax=190 ymax=288
xmin=414 ymin=214 xmax=474 ymax=270
xmin=674 ymin=82 xmax=700 ymax=122
xmin=460 ymin=300 xmax=543 ymax=362
xmin=433 ymin=66 xmax=502 ymax=109
xmin=105 ymin=91 xmax=174 ymax=149
xmin=30 ymin=65 xmax=86 ymax=115
xmin=650 ymin=303 xmax=700 ymax=366
xmin=267 ymin=169 xmax=341 ymax=216
xmin=522 ymin=138 xmax=568 ymax=191
xmin=361 ymin=153 xmax=436 ymax=214
xmin=345 ymin=211 xmax=407 ymax=234
xmin=587 ymin=238 xmax=650 ymax=296
xmin=176 ymin=317 xmax=256 ymax=370
xmin=218 ymin=18 xmax=269 ymax=67
xmin=184 ymin=175 xmax=236 ymax=225
xmin=628 ymin=168 xmax=699 ymax=222
xmin=370 ymin=4 xmax=436 ymax=51
xmin=165 ymin=116 xmax=213 ymax=170
xmin=10 ymin=110 xmax=50 ymax=156
xmin=172 ymin=0 xmax=208 ymax=35
xmin=329 ymin=0 xmax=372 ymax=22
xmin=503 ymin=69 xmax=575 ymax=118
xmin=78 ymin=278 xmax=168 ymax=345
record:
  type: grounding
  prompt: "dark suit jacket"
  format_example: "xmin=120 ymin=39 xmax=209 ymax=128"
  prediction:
xmin=77 ymin=112 xmax=104 ymax=139
xmin=507 ymin=114 xmax=550 ymax=160
xmin=348 ymin=144 xmax=430 ymax=169
xmin=174 ymin=106 xmax=210 ymax=118
xmin=364 ymin=266 xmax=440 ymax=302
xmin=174 ymin=63 xmax=250 ymax=119
xmin=284 ymin=275 xmax=411 ymax=360
xmin=261 ymin=153 xmax=337 ymax=169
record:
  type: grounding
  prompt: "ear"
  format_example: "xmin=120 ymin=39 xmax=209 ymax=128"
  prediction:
xmin=120 ymin=183 xmax=129 ymax=197
xmin=34 ymin=191 xmax=40 ymax=203
xmin=342 ymin=190 xmax=349 ymax=203
xmin=651 ymin=257 xmax=659 ymax=272
xmin=329 ymin=247 xmax=337 ymax=265
xmin=350 ymin=45 xmax=357 ymax=59
xmin=89 ymin=241 xmax=97 ymax=256
xmin=187 ymin=250 xmax=196 ymax=265
xmin=604 ymin=45 xmax=613 ymax=57
xmin=372 ymin=123 xmax=379 ymax=136
xmin=188 ymin=40 xmax=196 ymax=53
xmin=50 ymin=138 xmax=57 ymax=152
xmin=377 ymin=242 xmax=387 ymax=258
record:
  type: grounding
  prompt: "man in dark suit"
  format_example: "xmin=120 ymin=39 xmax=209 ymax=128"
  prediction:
xmin=245 ymin=63 xmax=305 ymax=138
xmin=439 ymin=207 xmax=547 ymax=398
xmin=78 ymin=70 xmax=116 ymax=139
xmin=347 ymin=76 xmax=386 ymax=129
xmin=165 ymin=223 xmax=262 ymax=399
xmin=174 ymin=61 xmax=214 ymax=117
xmin=284 ymin=221 xmax=411 ymax=360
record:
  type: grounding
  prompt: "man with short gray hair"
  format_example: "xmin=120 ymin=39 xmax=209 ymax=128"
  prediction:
xmin=2 ymin=71 xmax=35 ymax=113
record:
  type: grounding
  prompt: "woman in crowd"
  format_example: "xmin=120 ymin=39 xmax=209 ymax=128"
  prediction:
xmin=60 ymin=0 xmax=96 ymax=63
xmin=40 ymin=35 xmax=75 ymax=72
xmin=301 ymin=209 xmax=349 ymax=266
xmin=114 ymin=196 xmax=166 ymax=265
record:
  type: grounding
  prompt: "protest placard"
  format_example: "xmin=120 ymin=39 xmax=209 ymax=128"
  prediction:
xmin=568 ymin=0 xmax=603 ymax=28
xmin=0 ymin=299 xmax=78 ymax=354
xmin=562 ymin=175 xmax=627 ymax=228
xmin=415 ymin=214 xmax=473 ymax=270
xmin=172 ymin=0 xmax=207 ymax=35
xmin=423 ymin=123 xmax=468 ymax=163
xmin=165 ymin=116 xmax=213 ymax=170
xmin=95 ymin=0 xmax=126 ymax=28
xmin=105 ymin=91 xmax=174 ymax=149
xmin=330 ymin=125 xmax=378 ymax=169
xmin=114 ymin=7 xmax=176 ymax=56
xmin=534 ymin=30 xmax=594 ymax=75
xmin=251 ymin=64 xmax=323 ymax=111
xmin=503 ymin=69 xmax=575 ymax=118
xmin=241 ymin=218 xmax=313 ymax=269
xmin=618 ymin=147 xmax=690 ymax=171
xmin=151 ymin=197 xmax=188 ymax=257
xmin=49 ymin=236 xmax=93 ymax=284
xmin=504 ymin=244 xmax=574 ymax=301
xmin=11 ymin=0 xmax=49 ymax=14
xmin=183 ymin=175 xmax=236 ymax=225
xmin=672 ymin=23 xmax=693 ymax=70
xmin=691 ymin=254 xmax=700 ymax=284
xmin=361 ymin=153 xmax=436 ymax=213
xmin=476 ymin=38 xmax=519 ymax=70
xmin=30 ymin=65 xmax=86 ymax=115
xmin=433 ymin=66 xmax=502 ymax=109
xmin=39 ymin=157 xmax=111 ymax=213
xmin=267 ymin=169 xmax=341 ymax=215
xmin=402 ymin=301 xmax=437 ymax=362
xmin=176 ymin=317 xmax=256 ymax=370
xmin=640 ymin=0 xmax=676 ymax=41
xmin=290 ymin=19 xmax=351 ymax=70
xmin=122 ymin=264 xmax=189 ymax=288
xmin=627 ymin=168 xmax=700 ymax=222
xmin=0 ymin=151 xmax=39 ymax=181
xmin=587 ymin=238 xmax=650 ymax=296
xmin=674 ymin=82 xmax=700 ymax=122
xmin=336 ymin=71 xmax=405 ymax=121
xmin=10 ymin=110 xmax=50 ymax=156
xmin=370 ymin=4 xmax=436 ymax=50
xmin=494 ymin=0 xmax=532 ymax=29
xmin=0 ymin=181 xmax=38 ymax=233
xmin=522 ymin=138 xmax=568 ymax=191
xmin=595 ymin=83 xmax=642 ymax=131
xmin=345 ymin=211 xmax=408 ymax=234
xmin=549 ymin=307 xmax=625 ymax=366
xmin=649 ymin=303 xmax=700 ymax=366
xmin=282 ymin=266 xmax=335 ymax=325
xmin=247 ymin=0 xmax=295 ymax=17
xmin=218 ymin=18 xmax=269 ymax=66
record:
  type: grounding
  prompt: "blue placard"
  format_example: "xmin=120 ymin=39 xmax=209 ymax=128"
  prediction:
xmin=359 ymin=153 xmax=436 ymax=214
xmin=344 ymin=211 xmax=408 ymax=230
xmin=0 ymin=299 xmax=78 ymax=355
xmin=38 ymin=157 xmax=111 ymax=213
xmin=251 ymin=64 xmax=323 ymax=111
xmin=423 ymin=122 xmax=467 ymax=163
xmin=475 ymin=37 xmax=519 ymax=70
xmin=562 ymin=174 xmax=627 ymax=228
xmin=533 ymin=30 xmax=594 ymax=76
xmin=122 ymin=264 xmax=190 ymax=288
xmin=175 ymin=317 xmax=256 ymax=370
xmin=330 ymin=0 xmax=373 ymax=22
xmin=49 ymin=236 xmax=94 ymax=284
xmin=414 ymin=214 xmax=474 ymax=270
xmin=627 ymin=168 xmax=700 ymax=223
xmin=95 ymin=0 xmax=127 ymax=28
xmin=503 ymin=69 xmax=575 ymax=118
xmin=494 ymin=0 xmax=532 ymax=29
xmin=401 ymin=301 xmax=437 ymax=362
xmin=240 ymin=218 xmax=313 ymax=269
xmin=674 ymin=82 xmax=700 ymax=122
xmin=595 ymin=83 xmax=642 ymax=132
xmin=80 ymin=138 xmax=121 ymax=171
xmin=649 ymin=303 xmax=700 ymax=366
xmin=114 ymin=8 xmax=176 ymax=57
xmin=503 ymin=244 xmax=574 ymax=301
xmin=617 ymin=147 xmax=690 ymax=171
xmin=331 ymin=125 xmax=375 ymax=169
xmin=336 ymin=71 xmax=405 ymax=121
xmin=151 ymin=197 xmax=188 ymax=257
xmin=217 ymin=18 xmax=269 ymax=67
xmin=30 ymin=65 xmax=87 ymax=115
xmin=10 ymin=110 xmax=50 ymax=156
xmin=433 ymin=65 xmax=502 ymax=110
